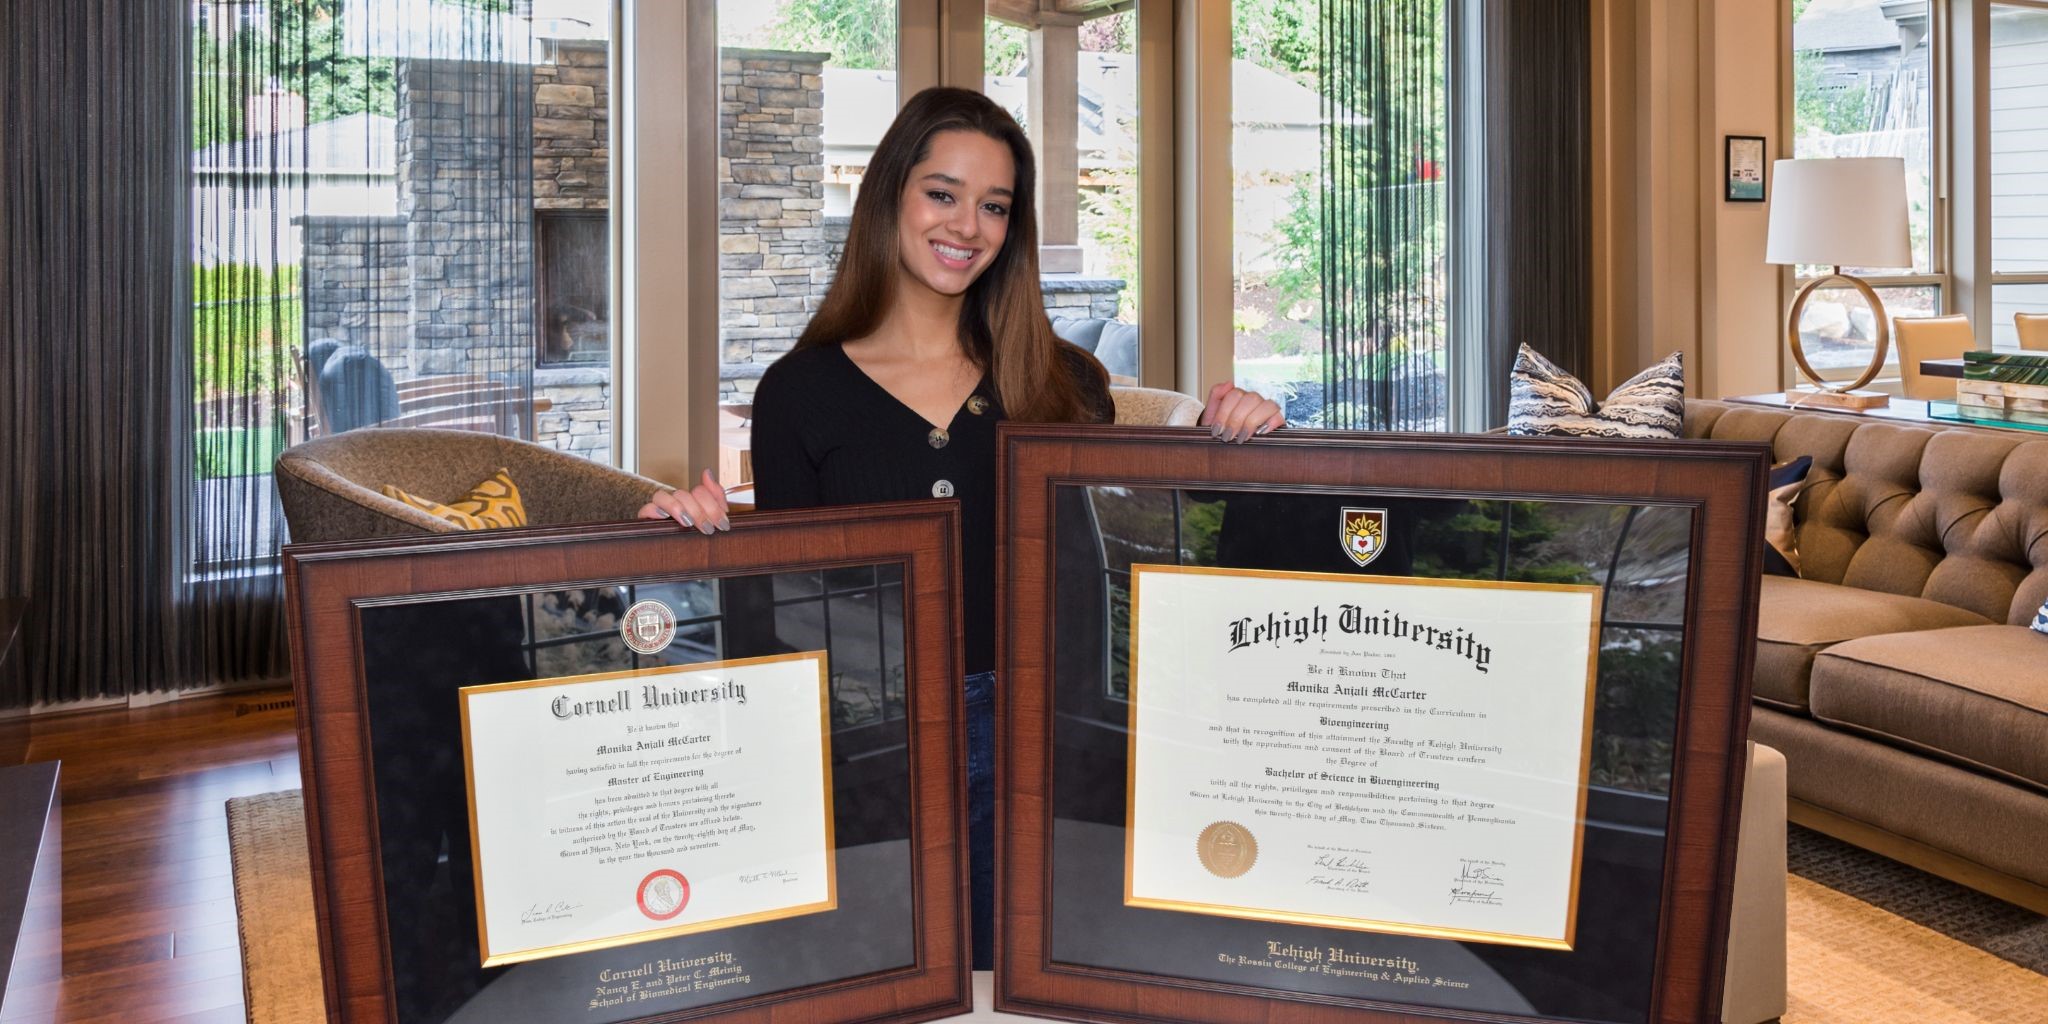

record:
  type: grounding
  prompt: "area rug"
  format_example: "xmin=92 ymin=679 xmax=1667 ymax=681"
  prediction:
xmin=1783 ymin=874 xmax=2048 ymax=1023
xmin=225 ymin=793 xmax=2044 ymax=1022
xmin=226 ymin=789 xmax=323 ymax=1024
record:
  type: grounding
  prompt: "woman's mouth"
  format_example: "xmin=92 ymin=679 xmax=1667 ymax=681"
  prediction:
xmin=930 ymin=240 xmax=979 ymax=270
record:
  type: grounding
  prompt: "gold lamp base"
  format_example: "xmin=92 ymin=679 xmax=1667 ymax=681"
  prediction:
xmin=1782 ymin=386 xmax=1892 ymax=410
xmin=1785 ymin=268 xmax=1892 ymax=411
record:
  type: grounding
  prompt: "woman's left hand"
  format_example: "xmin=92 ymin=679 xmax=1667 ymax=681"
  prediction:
xmin=1201 ymin=382 xmax=1285 ymax=443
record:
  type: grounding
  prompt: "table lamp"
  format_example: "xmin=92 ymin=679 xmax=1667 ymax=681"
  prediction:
xmin=1765 ymin=157 xmax=1913 ymax=409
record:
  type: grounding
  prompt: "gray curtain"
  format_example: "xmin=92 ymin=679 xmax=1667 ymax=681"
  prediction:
xmin=0 ymin=0 xmax=196 ymax=705
xmin=1478 ymin=0 xmax=1591 ymax=426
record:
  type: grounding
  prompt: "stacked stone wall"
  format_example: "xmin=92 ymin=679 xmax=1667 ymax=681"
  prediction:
xmin=532 ymin=39 xmax=614 ymax=462
xmin=300 ymin=216 xmax=409 ymax=359
xmin=717 ymin=49 xmax=831 ymax=396
xmin=393 ymin=57 xmax=534 ymax=380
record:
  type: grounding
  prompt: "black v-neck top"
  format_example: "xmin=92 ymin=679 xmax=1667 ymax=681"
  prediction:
xmin=750 ymin=344 xmax=1113 ymax=675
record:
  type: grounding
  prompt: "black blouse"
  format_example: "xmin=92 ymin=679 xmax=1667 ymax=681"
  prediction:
xmin=750 ymin=344 xmax=1113 ymax=675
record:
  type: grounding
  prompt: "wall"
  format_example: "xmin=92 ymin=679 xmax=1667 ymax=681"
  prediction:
xmin=1592 ymin=0 xmax=1785 ymax=400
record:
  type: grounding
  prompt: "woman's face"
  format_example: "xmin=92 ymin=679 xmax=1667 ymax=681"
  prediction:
xmin=895 ymin=129 xmax=1015 ymax=298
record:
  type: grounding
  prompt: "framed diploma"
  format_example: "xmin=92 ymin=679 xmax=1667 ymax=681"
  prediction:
xmin=286 ymin=503 xmax=969 ymax=1024
xmin=996 ymin=427 xmax=1770 ymax=1024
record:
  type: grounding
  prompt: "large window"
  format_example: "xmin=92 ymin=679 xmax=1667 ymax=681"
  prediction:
xmin=1229 ymin=0 xmax=1452 ymax=431
xmin=190 ymin=0 xmax=619 ymax=572
xmin=987 ymin=4 xmax=1143 ymax=382
xmin=715 ymin=0 xmax=901 ymax=404
xmin=1990 ymin=3 xmax=2048 ymax=349
xmin=1789 ymin=0 xmax=1939 ymax=376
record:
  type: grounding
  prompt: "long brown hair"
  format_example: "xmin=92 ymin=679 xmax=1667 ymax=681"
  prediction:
xmin=795 ymin=86 xmax=1104 ymax=423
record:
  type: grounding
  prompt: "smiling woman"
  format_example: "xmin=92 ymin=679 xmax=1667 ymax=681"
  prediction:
xmin=642 ymin=85 xmax=1282 ymax=973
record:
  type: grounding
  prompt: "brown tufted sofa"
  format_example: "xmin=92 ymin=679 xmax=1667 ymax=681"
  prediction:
xmin=1685 ymin=400 xmax=2048 ymax=911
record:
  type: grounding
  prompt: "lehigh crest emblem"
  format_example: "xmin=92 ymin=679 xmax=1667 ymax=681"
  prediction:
xmin=1340 ymin=507 xmax=1388 ymax=568
xmin=621 ymin=599 xmax=677 ymax=655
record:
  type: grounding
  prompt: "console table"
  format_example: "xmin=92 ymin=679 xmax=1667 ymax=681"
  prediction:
xmin=0 ymin=600 xmax=25 ymax=767
xmin=1725 ymin=393 xmax=2046 ymax=433
xmin=0 ymin=761 xmax=59 ymax=1017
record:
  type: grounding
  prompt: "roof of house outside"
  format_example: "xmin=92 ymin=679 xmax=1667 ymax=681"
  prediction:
xmin=822 ymin=54 xmax=1333 ymax=176
xmin=1795 ymin=0 xmax=1910 ymax=54
xmin=192 ymin=112 xmax=397 ymax=175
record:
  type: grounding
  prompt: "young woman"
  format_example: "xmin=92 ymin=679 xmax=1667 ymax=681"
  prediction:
xmin=641 ymin=86 xmax=1281 ymax=968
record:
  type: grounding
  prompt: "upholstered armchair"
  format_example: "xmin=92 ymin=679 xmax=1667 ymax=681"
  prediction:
xmin=1109 ymin=385 xmax=1204 ymax=426
xmin=275 ymin=429 xmax=668 ymax=544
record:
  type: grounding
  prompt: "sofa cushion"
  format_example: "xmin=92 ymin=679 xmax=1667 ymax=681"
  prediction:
xmin=1754 ymin=577 xmax=1993 ymax=711
xmin=1809 ymin=625 xmax=2048 ymax=792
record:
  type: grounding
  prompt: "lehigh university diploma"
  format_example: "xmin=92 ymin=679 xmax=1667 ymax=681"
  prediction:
xmin=460 ymin=652 xmax=836 ymax=966
xmin=1125 ymin=566 xmax=1600 ymax=950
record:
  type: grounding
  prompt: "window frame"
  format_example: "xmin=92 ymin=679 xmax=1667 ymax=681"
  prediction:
xmin=1780 ymin=0 xmax=1953 ymax=388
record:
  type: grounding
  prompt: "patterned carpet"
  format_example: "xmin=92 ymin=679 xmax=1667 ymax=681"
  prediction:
xmin=1789 ymin=825 xmax=2048 ymax=974
xmin=1783 ymin=825 xmax=2048 ymax=1024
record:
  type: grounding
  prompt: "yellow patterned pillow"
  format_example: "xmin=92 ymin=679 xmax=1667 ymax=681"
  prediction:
xmin=381 ymin=468 xmax=527 ymax=530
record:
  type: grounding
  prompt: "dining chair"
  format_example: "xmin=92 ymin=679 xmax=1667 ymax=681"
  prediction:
xmin=2015 ymin=312 xmax=2048 ymax=352
xmin=1892 ymin=314 xmax=1975 ymax=401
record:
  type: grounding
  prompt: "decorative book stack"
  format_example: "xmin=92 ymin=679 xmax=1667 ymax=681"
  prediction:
xmin=1956 ymin=351 xmax=2048 ymax=427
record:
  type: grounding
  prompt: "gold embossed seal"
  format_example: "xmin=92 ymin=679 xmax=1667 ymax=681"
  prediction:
xmin=1196 ymin=821 xmax=1257 ymax=878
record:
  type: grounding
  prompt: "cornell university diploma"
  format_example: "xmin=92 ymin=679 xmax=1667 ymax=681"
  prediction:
xmin=1125 ymin=566 xmax=1600 ymax=950
xmin=460 ymin=652 xmax=836 ymax=966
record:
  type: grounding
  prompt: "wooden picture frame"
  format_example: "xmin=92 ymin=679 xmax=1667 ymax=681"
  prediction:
xmin=286 ymin=503 xmax=970 ymax=1024
xmin=995 ymin=426 xmax=1769 ymax=1024
xmin=1725 ymin=135 xmax=1766 ymax=202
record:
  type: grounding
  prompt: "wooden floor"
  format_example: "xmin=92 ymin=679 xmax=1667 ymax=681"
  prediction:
xmin=4 ymin=689 xmax=300 ymax=1024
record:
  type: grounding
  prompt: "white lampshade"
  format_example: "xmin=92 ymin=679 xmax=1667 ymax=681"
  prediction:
xmin=1764 ymin=158 xmax=1912 ymax=269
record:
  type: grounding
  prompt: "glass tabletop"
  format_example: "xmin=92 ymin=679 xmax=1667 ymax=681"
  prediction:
xmin=1926 ymin=400 xmax=2048 ymax=433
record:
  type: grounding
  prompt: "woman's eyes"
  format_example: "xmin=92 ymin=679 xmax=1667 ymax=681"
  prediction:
xmin=925 ymin=190 xmax=1009 ymax=217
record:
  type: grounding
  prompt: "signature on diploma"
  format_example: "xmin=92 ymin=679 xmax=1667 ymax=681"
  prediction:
xmin=1312 ymin=853 xmax=1373 ymax=876
xmin=740 ymin=869 xmax=799 ymax=885
xmin=1308 ymin=874 xmax=1373 ymax=894
xmin=1456 ymin=859 xmax=1505 ymax=886
xmin=1448 ymin=858 xmax=1507 ymax=906
xmin=520 ymin=900 xmax=582 ymax=924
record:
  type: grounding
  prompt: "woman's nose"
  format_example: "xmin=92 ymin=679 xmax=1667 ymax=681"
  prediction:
xmin=948 ymin=203 xmax=980 ymax=239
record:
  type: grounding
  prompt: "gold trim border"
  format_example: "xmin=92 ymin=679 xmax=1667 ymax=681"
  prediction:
xmin=1120 ymin=563 xmax=1605 ymax=952
xmin=458 ymin=650 xmax=839 ymax=967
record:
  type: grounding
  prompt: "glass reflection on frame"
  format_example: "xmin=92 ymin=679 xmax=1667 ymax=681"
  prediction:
xmin=355 ymin=562 xmax=914 ymax=1024
xmin=1049 ymin=485 xmax=1694 ymax=1023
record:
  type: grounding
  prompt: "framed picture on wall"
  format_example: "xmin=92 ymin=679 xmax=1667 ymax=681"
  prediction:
xmin=1726 ymin=135 xmax=1767 ymax=202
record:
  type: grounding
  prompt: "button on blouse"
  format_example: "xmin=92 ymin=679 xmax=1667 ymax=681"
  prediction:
xmin=747 ymin=344 xmax=1113 ymax=675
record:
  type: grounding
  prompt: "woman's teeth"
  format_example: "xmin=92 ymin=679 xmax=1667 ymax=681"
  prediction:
xmin=933 ymin=242 xmax=976 ymax=261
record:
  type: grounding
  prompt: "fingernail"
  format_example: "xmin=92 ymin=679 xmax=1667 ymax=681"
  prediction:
xmin=1255 ymin=423 xmax=1273 ymax=436
xmin=1210 ymin=425 xmax=1223 ymax=438
xmin=717 ymin=516 xmax=732 ymax=532
xmin=677 ymin=514 xmax=694 ymax=528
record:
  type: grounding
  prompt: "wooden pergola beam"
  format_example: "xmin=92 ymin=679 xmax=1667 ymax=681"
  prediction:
xmin=987 ymin=0 xmax=1133 ymax=30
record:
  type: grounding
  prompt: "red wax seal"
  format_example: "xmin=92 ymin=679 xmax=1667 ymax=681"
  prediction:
xmin=636 ymin=869 xmax=690 ymax=921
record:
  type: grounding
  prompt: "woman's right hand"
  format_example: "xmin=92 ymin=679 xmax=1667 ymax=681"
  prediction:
xmin=638 ymin=469 xmax=732 ymax=536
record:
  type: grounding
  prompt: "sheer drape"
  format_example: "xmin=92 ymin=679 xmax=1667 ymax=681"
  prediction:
xmin=1317 ymin=0 xmax=1451 ymax=432
xmin=1 ymin=0 xmax=552 ymax=704
xmin=1478 ymin=0 xmax=1591 ymax=424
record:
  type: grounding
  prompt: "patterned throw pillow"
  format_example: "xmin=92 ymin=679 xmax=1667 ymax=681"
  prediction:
xmin=1508 ymin=345 xmax=1685 ymax=439
xmin=382 ymin=468 xmax=527 ymax=530
xmin=1763 ymin=456 xmax=1814 ymax=577
xmin=2033 ymin=596 xmax=2048 ymax=637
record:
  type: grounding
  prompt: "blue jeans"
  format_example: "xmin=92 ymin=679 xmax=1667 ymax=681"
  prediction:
xmin=964 ymin=670 xmax=996 ymax=971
